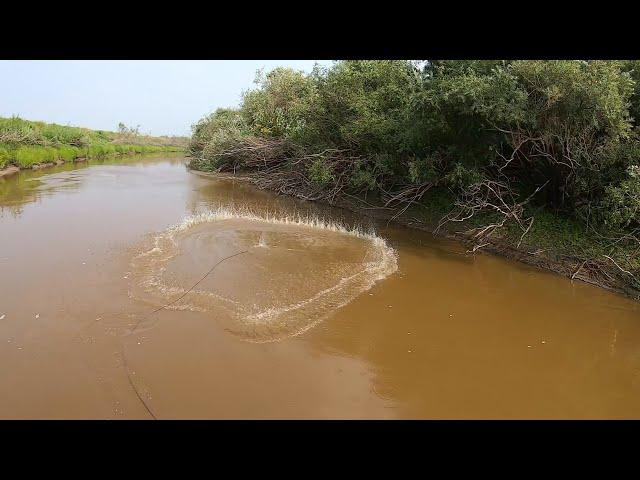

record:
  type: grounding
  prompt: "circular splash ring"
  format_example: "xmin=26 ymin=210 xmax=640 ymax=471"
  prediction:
xmin=129 ymin=207 xmax=397 ymax=342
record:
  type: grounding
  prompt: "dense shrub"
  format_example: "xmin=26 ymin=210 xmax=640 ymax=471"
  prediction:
xmin=242 ymin=68 xmax=317 ymax=140
xmin=309 ymin=61 xmax=420 ymax=153
xmin=190 ymin=60 xmax=640 ymax=238
xmin=621 ymin=60 xmax=640 ymax=126
xmin=600 ymin=166 xmax=640 ymax=228
xmin=308 ymin=158 xmax=333 ymax=186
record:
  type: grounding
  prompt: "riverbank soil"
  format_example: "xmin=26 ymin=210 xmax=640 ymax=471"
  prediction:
xmin=0 ymin=166 xmax=19 ymax=178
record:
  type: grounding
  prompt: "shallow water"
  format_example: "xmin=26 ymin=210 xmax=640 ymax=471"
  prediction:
xmin=1 ymin=155 xmax=639 ymax=419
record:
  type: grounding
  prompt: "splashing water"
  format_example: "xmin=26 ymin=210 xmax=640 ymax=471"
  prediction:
xmin=257 ymin=232 xmax=268 ymax=248
xmin=129 ymin=206 xmax=397 ymax=342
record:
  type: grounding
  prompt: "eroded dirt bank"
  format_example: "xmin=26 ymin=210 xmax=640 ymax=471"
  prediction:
xmin=0 ymin=166 xmax=19 ymax=178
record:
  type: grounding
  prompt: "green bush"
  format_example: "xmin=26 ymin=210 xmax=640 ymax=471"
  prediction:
xmin=599 ymin=166 xmax=640 ymax=228
xmin=190 ymin=60 xmax=640 ymax=240
xmin=242 ymin=68 xmax=318 ymax=140
xmin=350 ymin=166 xmax=378 ymax=191
xmin=308 ymin=159 xmax=333 ymax=186
xmin=443 ymin=163 xmax=484 ymax=192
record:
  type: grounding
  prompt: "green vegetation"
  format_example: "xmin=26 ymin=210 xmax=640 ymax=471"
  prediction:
xmin=189 ymin=60 xmax=640 ymax=295
xmin=1 ymin=116 xmax=187 ymax=170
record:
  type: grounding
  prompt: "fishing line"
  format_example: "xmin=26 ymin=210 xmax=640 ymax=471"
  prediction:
xmin=78 ymin=211 xmax=393 ymax=417
xmin=122 ymin=249 xmax=249 ymax=419
xmin=129 ymin=249 xmax=249 ymax=334
xmin=82 ymin=249 xmax=249 ymax=420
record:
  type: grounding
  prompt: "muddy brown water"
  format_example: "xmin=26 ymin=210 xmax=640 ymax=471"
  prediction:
xmin=1 ymin=155 xmax=640 ymax=419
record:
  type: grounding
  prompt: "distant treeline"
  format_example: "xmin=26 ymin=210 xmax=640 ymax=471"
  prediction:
xmin=0 ymin=117 xmax=187 ymax=169
xmin=189 ymin=60 xmax=640 ymax=292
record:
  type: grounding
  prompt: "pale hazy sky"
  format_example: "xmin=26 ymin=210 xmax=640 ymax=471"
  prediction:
xmin=0 ymin=60 xmax=334 ymax=137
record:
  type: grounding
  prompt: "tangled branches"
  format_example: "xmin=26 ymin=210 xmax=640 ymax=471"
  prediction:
xmin=189 ymin=134 xmax=640 ymax=297
xmin=379 ymin=181 xmax=435 ymax=222
xmin=437 ymin=179 xmax=549 ymax=250
xmin=191 ymin=136 xmax=370 ymax=204
xmin=192 ymin=135 xmax=550 ymax=250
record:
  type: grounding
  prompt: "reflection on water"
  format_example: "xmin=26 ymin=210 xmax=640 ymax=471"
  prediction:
xmin=0 ymin=154 xmax=185 ymax=218
xmin=1 ymin=156 xmax=639 ymax=419
xmin=0 ymin=163 xmax=85 ymax=218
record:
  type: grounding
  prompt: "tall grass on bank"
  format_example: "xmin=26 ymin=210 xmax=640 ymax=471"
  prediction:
xmin=1 ymin=143 xmax=182 ymax=169
xmin=0 ymin=116 xmax=102 ymax=146
xmin=0 ymin=116 xmax=187 ymax=170
xmin=0 ymin=146 xmax=10 ymax=169
xmin=0 ymin=116 xmax=189 ymax=149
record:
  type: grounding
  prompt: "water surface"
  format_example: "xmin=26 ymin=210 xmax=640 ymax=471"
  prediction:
xmin=1 ymin=155 xmax=639 ymax=419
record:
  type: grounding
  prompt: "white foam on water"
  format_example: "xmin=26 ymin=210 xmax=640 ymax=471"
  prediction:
xmin=171 ymin=206 xmax=385 ymax=242
xmin=256 ymin=232 xmax=268 ymax=248
xmin=129 ymin=206 xmax=397 ymax=342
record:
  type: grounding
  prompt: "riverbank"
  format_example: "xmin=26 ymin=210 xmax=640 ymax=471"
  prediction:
xmin=187 ymin=61 xmax=640 ymax=303
xmin=0 ymin=148 xmax=181 ymax=178
xmin=195 ymin=168 xmax=640 ymax=301
xmin=0 ymin=165 xmax=19 ymax=178
xmin=0 ymin=116 xmax=187 ymax=175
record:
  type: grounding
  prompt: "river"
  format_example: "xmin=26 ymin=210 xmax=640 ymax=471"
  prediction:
xmin=1 ymin=154 xmax=639 ymax=419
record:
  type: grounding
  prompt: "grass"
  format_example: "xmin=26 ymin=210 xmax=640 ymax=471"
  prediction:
xmin=0 ymin=116 xmax=98 ymax=146
xmin=1 ymin=143 xmax=183 ymax=169
xmin=501 ymin=207 xmax=640 ymax=271
xmin=402 ymin=188 xmax=630 ymax=261
xmin=0 ymin=116 xmax=186 ymax=170
xmin=0 ymin=145 xmax=10 ymax=169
